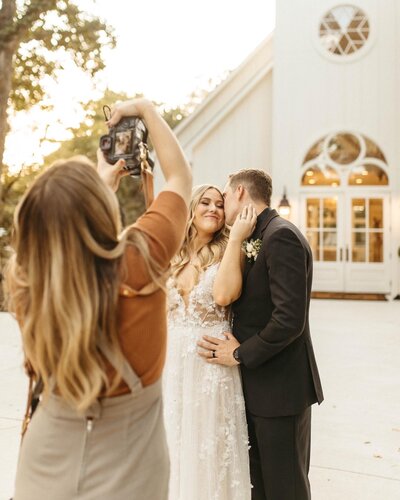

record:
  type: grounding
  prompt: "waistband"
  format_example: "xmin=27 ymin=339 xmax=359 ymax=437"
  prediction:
xmin=42 ymin=379 xmax=162 ymax=420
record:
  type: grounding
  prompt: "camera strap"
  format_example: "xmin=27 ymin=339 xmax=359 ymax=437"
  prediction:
xmin=102 ymin=105 xmax=154 ymax=207
xmin=139 ymin=142 xmax=154 ymax=208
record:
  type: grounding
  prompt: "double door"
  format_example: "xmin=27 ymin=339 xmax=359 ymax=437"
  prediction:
xmin=301 ymin=192 xmax=390 ymax=293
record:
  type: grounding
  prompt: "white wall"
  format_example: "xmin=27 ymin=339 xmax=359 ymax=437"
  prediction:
xmin=169 ymin=36 xmax=274 ymax=192
xmin=191 ymin=75 xmax=273 ymax=189
xmin=272 ymin=0 xmax=400 ymax=295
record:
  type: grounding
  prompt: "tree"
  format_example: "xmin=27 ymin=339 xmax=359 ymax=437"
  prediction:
xmin=0 ymin=163 xmax=41 ymax=308
xmin=0 ymin=89 xmax=192 ymax=308
xmin=44 ymin=90 xmax=190 ymax=226
xmin=44 ymin=88 xmax=147 ymax=226
xmin=0 ymin=0 xmax=116 ymax=199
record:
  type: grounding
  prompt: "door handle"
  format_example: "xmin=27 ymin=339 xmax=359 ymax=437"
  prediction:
xmin=345 ymin=246 xmax=349 ymax=262
xmin=339 ymin=248 xmax=343 ymax=261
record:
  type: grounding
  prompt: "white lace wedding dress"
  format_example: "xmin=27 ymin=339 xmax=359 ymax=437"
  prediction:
xmin=163 ymin=263 xmax=251 ymax=500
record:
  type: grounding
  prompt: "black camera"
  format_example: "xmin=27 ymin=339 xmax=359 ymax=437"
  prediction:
xmin=99 ymin=113 xmax=154 ymax=178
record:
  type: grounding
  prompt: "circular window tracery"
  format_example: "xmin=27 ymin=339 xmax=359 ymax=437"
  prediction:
xmin=319 ymin=5 xmax=370 ymax=56
xmin=301 ymin=133 xmax=389 ymax=187
xmin=302 ymin=165 xmax=341 ymax=186
xmin=348 ymin=164 xmax=389 ymax=186
xmin=327 ymin=133 xmax=361 ymax=164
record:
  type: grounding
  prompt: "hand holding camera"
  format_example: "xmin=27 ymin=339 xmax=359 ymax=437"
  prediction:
xmin=99 ymin=98 xmax=155 ymax=179
xmin=96 ymin=149 xmax=129 ymax=192
xmin=100 ymin=96 xmax=192 ymax=209
xmin=106 ymin=98 xmax=154 ymax=127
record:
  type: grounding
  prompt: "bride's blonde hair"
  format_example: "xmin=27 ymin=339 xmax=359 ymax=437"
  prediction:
xmin=5 ymin=158 xmax=163 ymax=412
xmin=171 ymin=184 xmax=229 ymax=278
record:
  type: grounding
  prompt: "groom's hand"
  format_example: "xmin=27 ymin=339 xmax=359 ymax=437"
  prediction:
xmin=197 ymin=332 xmax=240 ymax=366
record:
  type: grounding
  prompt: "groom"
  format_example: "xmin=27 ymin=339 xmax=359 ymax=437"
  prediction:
xmin=199 ymin=169 xmax=324 ymax=499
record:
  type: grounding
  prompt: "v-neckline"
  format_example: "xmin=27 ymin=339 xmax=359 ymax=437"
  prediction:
xmin=171 ymin=263 xmax=217 ymax=309
xmin=173 ymin=272 xmax=203 ymax=308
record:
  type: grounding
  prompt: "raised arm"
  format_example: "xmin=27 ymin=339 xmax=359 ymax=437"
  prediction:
xmin=107 ymin=98 xmax=192 ymax=207
xmin=213 ymin=205 xmax=257 ymax=306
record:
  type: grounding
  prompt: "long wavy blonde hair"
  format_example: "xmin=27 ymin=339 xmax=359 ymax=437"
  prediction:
xmin=6 ymin=157 xmax=163 ymax=412
xmin=171 ymin=185 xmax=229 ymax=278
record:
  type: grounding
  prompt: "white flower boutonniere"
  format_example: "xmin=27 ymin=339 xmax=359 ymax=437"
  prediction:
xmin=241 ymin=238 xmax=262 ymax=262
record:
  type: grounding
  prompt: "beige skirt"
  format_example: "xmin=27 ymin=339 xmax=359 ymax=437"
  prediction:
xmin=14 ymin=379 xmax=169 ymax=500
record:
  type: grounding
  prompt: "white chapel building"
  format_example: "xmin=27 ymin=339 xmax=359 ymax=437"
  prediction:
xmin=172 ymin=0 xmax=400 ymax=299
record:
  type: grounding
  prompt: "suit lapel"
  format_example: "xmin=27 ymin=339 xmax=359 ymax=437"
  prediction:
xmin=242 ymin=209 xmax=279 ymax=283
xmin=243 ymin=259 xmax=252 ymax=283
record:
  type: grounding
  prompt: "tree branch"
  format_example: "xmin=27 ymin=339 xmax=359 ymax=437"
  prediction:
xmin=0 ymin=0 xmax=58 ymax=48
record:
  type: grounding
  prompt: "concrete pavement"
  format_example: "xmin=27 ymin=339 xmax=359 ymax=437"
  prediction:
xmin=1 ymin=300 xmax=399 ymax=499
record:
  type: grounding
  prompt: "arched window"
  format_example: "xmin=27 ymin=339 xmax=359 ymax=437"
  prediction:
xmin=301 ymin=133 xmax=389 ymax=187
xmin=301 ymin=165 xmax=340 ymax=186
xmin=348 ymin=164 xmax=389 ymax=186
xmin=327 ymin=133 xmax=361 ymax=164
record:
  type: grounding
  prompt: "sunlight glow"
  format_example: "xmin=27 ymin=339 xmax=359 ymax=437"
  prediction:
xmin=4 ymin=0 xmax=276 ymax=171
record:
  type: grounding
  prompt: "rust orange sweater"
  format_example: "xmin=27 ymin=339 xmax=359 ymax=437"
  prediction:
xmin=108 ymin=191 xmax=187 ymax=395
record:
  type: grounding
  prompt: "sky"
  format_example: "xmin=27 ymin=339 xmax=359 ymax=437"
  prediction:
xmin=5 ymin=0 xmax=276 ymax=169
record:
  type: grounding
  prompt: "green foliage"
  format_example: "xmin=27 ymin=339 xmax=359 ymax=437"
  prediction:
xmin=1 ymin=0 xmax=116 ymax=111
xmin=0 ymin=164 xmax=41 ymax=307
xmin=159 ymin=105 xmax=190 ymax=129
xmin=45 ymin=89 xmax=132 ymax=164
xmin=43 ymin=90 xmax=190 ymax=226
xmin=43 ymin=89 xmax=146 ymax=226
xmin=0 ymin=90 xmax=192 ymax=308
xmin=0 ymin=164 xmax=40 ymax=234
xmin=0 ymin=1 xmax=202 ymax=308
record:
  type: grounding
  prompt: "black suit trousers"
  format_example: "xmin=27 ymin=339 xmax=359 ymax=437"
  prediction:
xmin=247 ymin=407 xmax=312 ymax=500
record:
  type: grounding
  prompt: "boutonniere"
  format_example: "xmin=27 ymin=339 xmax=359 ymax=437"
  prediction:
xmin=241 ymin=238 xmax=262 ymax=262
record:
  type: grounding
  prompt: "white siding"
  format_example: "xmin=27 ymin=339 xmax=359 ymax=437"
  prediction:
xmin=272 ymin=0 xmax=400 ymax=295
xmin=165 ymin=0 xmax=400 ymax=296
xmin=191 ymin=75 xmax=273 ymax=188
xmin=272 ymin=0 xmax=399 ymax=194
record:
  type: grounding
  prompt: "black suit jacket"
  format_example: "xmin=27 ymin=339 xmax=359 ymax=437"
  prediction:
xmin=233 ymin=208 xmax=324 ymax=417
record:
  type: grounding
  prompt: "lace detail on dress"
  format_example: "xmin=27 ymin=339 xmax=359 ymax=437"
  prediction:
xmin=167 ymin=263 xmax=230 ymax=328
xmin=164 ymin=263 xmax=251 ymax=500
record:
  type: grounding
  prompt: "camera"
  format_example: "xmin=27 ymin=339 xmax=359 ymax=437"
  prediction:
xmin=99 ymin=115 xmax=153 ymax=178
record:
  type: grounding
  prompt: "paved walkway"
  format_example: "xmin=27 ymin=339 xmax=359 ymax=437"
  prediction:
xmin=1 ymin=300 xmax=399 ymax=499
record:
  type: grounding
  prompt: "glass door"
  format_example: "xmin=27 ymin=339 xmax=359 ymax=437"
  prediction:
xmin=301 ymin=193 xmax=390 ymax=293
xmin=302 ymin=194 xmax=345 ymax=291
xmin=306 ymin=197 xmax=338 ymax=262
xmin=344 ymin=195 xmax=390 ymax=292
xmin=350 ymin=198 xmax=384 ymax=263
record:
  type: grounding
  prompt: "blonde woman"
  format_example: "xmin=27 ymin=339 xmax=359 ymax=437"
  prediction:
xmin=163 ymin=184 xmax=256 ymax=500
xmin=6 ymin=99 xmax=192 ymax=500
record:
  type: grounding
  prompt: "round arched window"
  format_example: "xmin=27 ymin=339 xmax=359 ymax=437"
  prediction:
xmin=301 ymin=133 xmax=389 ymax=187
xmin=319 ymin=5 xmax=370 ymax=56
xmin=327 ymin=133 xmax=361 ymax=164
xmin=301 ymin=165 xmax=340 ymax=186
xmin=348 ymin=164 xmax=389 ymax=186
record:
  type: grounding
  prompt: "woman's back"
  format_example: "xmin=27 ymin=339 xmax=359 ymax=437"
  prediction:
xmin=11 ymin=176 xmax=188 ymax=499
xmin=9 ymin=98 xmax=192 ymax=500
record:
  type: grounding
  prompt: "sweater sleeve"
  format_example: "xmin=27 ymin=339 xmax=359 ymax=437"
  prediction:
xmin=131 ymin=190 xmax=188 ymax=269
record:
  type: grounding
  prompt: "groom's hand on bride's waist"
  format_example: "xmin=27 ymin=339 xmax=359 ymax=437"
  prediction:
xmin=197 ymin=332 xmax=240 ymax=367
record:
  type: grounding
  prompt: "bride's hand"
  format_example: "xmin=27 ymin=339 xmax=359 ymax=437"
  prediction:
xmin=229 ymin=205 xmax=257 ymax=242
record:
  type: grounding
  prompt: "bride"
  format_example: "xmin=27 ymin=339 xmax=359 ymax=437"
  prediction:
xmin=163 ymin=184 xmax=256 ymax=500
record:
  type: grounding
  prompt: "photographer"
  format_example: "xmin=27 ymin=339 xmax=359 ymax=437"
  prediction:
xmin=7 ymin=99 xmax=192 ymax=500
